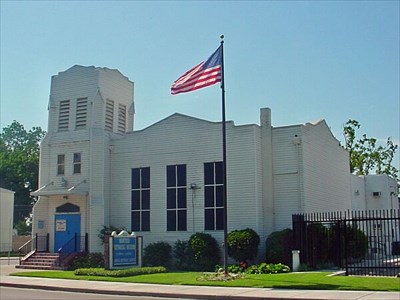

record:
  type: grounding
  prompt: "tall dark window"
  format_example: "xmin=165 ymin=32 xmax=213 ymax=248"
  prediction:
xmin=204 ymin=162 xmax=224 ymax=230
xmin=166 ymin=164 xmax=187 ymax=231
xmin=57 ymin=154 xmax=65 ymax=175
xmin=131 ymin=167 xmax=150 ymax=231
xmin=73 ymin=153 xmax=81 ymax=174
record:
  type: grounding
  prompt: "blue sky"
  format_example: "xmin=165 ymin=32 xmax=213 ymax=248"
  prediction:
xmin=1 ymin=1 xmax=399 ymax=163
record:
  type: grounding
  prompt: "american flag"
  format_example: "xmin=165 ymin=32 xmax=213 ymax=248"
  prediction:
xmin=171 ymin=46 xmax=222 ymax=95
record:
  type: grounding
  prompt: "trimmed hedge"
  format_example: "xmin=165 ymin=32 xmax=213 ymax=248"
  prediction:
xmin=188 ymin=232 xmax=220 ymax=271
xmin=74 ymin=266 xmax=167 ymax=277
xmin=143 ymin=241 xmax=172 ymax=267
xmin=173 ymin=240 xmax=191 ymax=270
xmin=70 ymin=253 xmax=104 ymax=270
xmin=227 ymin=228 xmax=260 ymax=262
xmin=265 ymin=228 xmax=293 ymax=267
xmin=216 ymin=262 xmax=290 ymax=274
xmin=245 ymin=262 xmax=290 ymax=274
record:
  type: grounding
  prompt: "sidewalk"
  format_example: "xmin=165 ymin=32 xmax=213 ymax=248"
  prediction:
xmin=1 ymin=260 xmax=399 ymax=300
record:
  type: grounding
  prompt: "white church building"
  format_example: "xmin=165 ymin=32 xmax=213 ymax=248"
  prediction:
xmin=31 ymin=65 xmax=354 ymax=256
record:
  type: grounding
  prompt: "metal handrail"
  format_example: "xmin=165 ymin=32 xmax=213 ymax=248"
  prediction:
xmin=18 ymin=233 xmax=50 ymax=263
xmin=57 ymin=233 xmax=88 ymax=267
xmin=18 ymin=235 xmax=36 ymax=263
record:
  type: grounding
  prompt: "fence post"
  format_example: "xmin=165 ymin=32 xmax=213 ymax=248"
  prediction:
xmin=35 ymin=233 xmax=38 ymax=251
xmin=74 ymin=232 xmax=78 ymax=252
xmin=85 ymin=233 xmax=89 ymax=253
xmin=343 ymin=220 xmax=348 ymax=276
xmin=335 ymin=220 xmax=342 ymax=268
xmin=46 ymin=233 xmax=50 ymax=252
xmin=292 ymin=214 xmax=306 ymax=265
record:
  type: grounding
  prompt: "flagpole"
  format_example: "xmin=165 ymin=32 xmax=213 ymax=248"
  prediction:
xmin=220 ymin=34 xmax=228 ymax=276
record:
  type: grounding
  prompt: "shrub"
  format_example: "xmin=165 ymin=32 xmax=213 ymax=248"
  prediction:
xmin=173 ymin=240 xmax=191 ymax=270
xmin=74 ymin=266 xmax=166 ymax=277
xmin=70 ymin=253 xmax=104 ymax=270
xmin=297 ymin=263 xmax=313 ymax=272
xmin=188 ymin=232 xmax=220 ymax=271
xmin=227 ymin=228 xmax=260 ymax=263
xmin=245 ymin=262 xmax=290 ymax=274
xmin=306 ymin=223 xmax=331 ymax=266
xmin=330 ymin=223 xmax=368 ymax=262
xmin=215 ymin=263 xmax=246 ymax=274
xmin=143 ymin=241 xmax=172 ymax=267
xmin=345 ymin=225 xmax=368 ymax=260
xmin=265 ymin=228 xmax=293 ymax=267
xmin=98 ymin=225 xmax=129 ymax=244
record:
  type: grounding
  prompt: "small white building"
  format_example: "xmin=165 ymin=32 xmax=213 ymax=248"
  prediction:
xmin=351 ymin=174 xmax=399 ymax=211
xmin=31 ymin=65 xmax=353 ymax=258
xmin=0 ymin=188 xmax=15 ymax=252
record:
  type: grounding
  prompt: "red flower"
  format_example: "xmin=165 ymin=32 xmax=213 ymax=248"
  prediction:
xmin=239 ymin=261 xmax=248 ymax=269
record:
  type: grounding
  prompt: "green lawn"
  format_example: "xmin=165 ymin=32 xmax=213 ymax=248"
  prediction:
xmin=0 ymin=252 xmax=19 ymax=257
xmin=11 ymin=270 xmax=400 ymax=292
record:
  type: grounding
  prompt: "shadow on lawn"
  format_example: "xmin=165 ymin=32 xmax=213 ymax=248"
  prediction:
xmin=271 ymin=283 xmax=342 ymax=290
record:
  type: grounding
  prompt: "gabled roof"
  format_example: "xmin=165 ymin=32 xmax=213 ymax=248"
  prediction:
xmin=132 ymin=112 xmax=235 ymax=133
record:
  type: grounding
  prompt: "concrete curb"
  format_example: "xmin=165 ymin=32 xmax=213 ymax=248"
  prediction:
xmin=0 ymin=281 xmax=344 ymax=300
xmin=1 ymin=265 xmax=399 ymax=300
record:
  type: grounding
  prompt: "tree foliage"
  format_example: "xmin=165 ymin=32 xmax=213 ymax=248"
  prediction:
xmin=143 ymin=241 xmax=172 ymax=267
xmin=188 ymin=232 xmax=220 ymax=271
xmin=265 ymin=228 xmax=293 ymax=267
xmin=0 ymin=121 xmax=45 ymax=225
xmin=227 ymin=228 xmax=260 ymax=263
xmin=343 ymin=119 xmax=398 ymax=179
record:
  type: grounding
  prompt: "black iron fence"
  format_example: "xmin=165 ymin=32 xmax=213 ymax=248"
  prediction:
xmin=292 ymin=209 xmax=400 ymax=276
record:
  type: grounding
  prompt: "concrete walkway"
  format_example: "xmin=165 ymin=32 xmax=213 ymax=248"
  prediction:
xmin=1 ymin=259 xmax=399 ymax=300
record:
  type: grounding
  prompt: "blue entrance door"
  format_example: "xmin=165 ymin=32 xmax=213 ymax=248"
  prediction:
xmin=54 ymin=214 xmax=81 ymax=252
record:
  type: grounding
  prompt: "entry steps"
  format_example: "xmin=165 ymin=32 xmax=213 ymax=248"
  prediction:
xmin=17 ymin=252 xmax=62 ymax=270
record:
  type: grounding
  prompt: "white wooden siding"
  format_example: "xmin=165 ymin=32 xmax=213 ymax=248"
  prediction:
xmin=109 ymin=114 xmax=261 ymax=249
xmin=98 ymin=68 xmax=133 ymax=133
xmin=272 ymin=125 xmax=303 ymax=231
xmin=0 ymin=188 xmax=14 ymax=252
xmin=350 ymin=175 xmax=367 ymax=211
xmin=301 ymin=121 xmax=351 ymax=213
xmin=365 ymin=175 xmax=399 ymax=210
xmin=49 ymin=66 xmax=99 ymax=134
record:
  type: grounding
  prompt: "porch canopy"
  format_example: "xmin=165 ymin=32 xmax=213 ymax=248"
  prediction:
xmin=31 ymin=180 xmax=88 ymax=197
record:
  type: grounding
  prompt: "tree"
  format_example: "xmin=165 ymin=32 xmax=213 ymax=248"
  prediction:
xmin=227 ymin=228 xmax=260 ymax=263
xmin=14 ymin=219 xmax=32 ymax=236
xmin=265 ymin=228 xmax=293 ymax=267
xmin=0 ymin=121 xmax=45 ymax=226
xmin=343 ymin=120 xmax=398 ymax=179
xmin=188 ymin=232 xmax=220 ymax=271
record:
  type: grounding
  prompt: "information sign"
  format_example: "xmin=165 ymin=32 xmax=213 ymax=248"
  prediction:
xmin=109 ymin=231 xmax=140 ymax=269
xmin=113 ymin=236 xmax=136 ymax=266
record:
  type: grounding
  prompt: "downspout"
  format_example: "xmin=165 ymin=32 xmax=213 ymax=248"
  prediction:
xmin=108 ymin=145 xmax=113 ymax=225
xmin=190 ymin=183 xmax=200 ymax=233
xmin=293 ymin=135 xmax=302 ymax=212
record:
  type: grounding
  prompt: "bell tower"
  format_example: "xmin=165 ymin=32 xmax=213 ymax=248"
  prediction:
xmin=47 ymin=65 xmax=134 ymax=134
xmin=33 ymin=65 xmax=134 ymax=253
